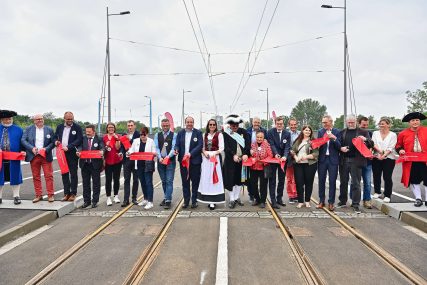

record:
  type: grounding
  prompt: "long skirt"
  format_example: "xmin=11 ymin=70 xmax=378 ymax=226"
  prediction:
xmin=197 ymin=154 xmax=225 ymax=204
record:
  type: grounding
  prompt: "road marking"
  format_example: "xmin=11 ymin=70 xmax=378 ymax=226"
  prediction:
xmin=4 ymin=170 xmax=62 ymax=185
xmin=41 ymin=174 xmax=107 ymax=199
xmin=200 ymin=270 xmax=207 ymax=284
xmin=215 ymin=217 xmax=228 ymax=285
xmin=0 ymin=225 xmax=52 ymax=256
xmin=402 ymin=225 xmax=427 ymax=240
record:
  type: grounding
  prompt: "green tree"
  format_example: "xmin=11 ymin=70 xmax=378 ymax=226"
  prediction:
xmin=290 ymin=99 xmax=327 ymax=130
xmin=406 ymin=81 xmax=427 ymax=113
xmin=334 ymin=115 xmax=344 ymax=129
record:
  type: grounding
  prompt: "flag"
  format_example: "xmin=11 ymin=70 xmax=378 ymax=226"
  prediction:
xmin=165 ymin=112 xmax=175 ymax=132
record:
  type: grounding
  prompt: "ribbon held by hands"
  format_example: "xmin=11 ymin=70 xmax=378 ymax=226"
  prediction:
xmin=80 ymin=150 xmax=103 ymax=159
xmin=352 ymin=137 xmax=374 ymax=158
xmin=161 ymin=156 xmax=171 ymax=165
xmin=56 ymin=144 xmax=69 ymax=174
xmin=396 ymin=152 xmax=427 ymax=164
xmin=129 ymin=152 xmax=155 ymax=161
xmin=209 ymin=155 xmax=219 ymax=184
xmin=311 ymin=133 xmax=329 ymax=149
xmin=119 ymin=136 xmax=132 ymax=150
xmin=181 ymin=154 xmax=191 ymax=180
xmin=242 ymin=157 xmax=255 ymax=167
xmin=260 ymin=157 xmax=286 ymax=171
xmin=37 ymin=148 xmax=46 ymax=158
xmin=0 ymin=150 xmax=26 ymax=171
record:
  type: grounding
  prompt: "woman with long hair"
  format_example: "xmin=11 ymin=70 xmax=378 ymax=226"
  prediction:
xmin=291 ymin=125 xmax=319 ymax=208
xmin=197 ymin=119 xmax=225 ymax=210
xmin=103 ymin=122 xmax=122 ymax=206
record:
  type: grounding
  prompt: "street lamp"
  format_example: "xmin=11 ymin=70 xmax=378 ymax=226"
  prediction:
xmin=182 ymin=89 xmax=192 ymax=127
xmin=106 ymin=7 xmax=130 ymax=123
xmin=144 ymin=96 xmax=152 ymax=134
xmin=259 ymin=89 xmax=269 ymax=130
xmin=321 ymin=1 xmax=346 ymax=128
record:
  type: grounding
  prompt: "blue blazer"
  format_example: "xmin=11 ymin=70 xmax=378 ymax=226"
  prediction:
xmin=317 ymin=128 xmax=341 ymax=165
xmin=54 ymin=123 xmax=83 ymax=153
xmin=267 ymin=127 xmax=291 ymax=158
xmin=174 ymin=128 xmax=203 ymax=164
xmin=21 ymin=125 xmax=55 ymax=162
xmin=246 ymin=126 xmax=267 ymax=143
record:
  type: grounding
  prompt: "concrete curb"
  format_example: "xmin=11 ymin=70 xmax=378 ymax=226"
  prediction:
xmin=0 ymin=211 xmax=57 ymax=247
xmin=400 ymin=212 xmax=427 ymax=233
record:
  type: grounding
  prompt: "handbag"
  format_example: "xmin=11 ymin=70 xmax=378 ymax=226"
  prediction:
xmin=263 ymin=164 xmax=273 ymax=179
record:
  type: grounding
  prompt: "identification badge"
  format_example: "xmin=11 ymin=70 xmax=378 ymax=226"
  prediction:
xmin=106 ymin=147 xmax=111 ymax=151
xmin=193 ymin=138 xmax=198 ymax=142
xmin=72 ymin=130 xmax=76 ymax=135
xmin=164 ymin=142 xmax=168 ymax=146
xmin=257 ymin=147 xmax=261 ymax=151
xmin=94 ymin=143 xmax=98 ymax=147
xmin=282 ymin=139 xmax=287 ymax=143
xmin=46 ymin=134 xmax=51 ymax=138
xmin=326 ymin=130 xmax=331 ymax=135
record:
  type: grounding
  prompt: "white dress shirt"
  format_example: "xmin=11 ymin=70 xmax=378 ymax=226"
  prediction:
xmin=35 ymin=127 xmax=44 ymax=149
xmin=185 ymin=130 xmax=193 ymax=154
xmin=61 ymin=125 xmax=72 ymax=147
xmin=372 ymin=131 xmax=397 ymax=159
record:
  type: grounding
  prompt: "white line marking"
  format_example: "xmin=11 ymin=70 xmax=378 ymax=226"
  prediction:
xmin=402 ymin=226 xmax=427 ymax=240
xmin=0 ymin=225 xmax=53 ymax=256
xmin=215 ymin=217 xmax=228 ymax=285
xmin=41 ymin=174 xmax=106 ymax=199
xmin=4 ymin=170 xmax=62 ymax=185
xmin=200 ymin=270 xmax=207 ymax=284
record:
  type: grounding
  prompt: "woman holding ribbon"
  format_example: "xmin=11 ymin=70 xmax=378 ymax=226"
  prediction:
xmin=103 ymin=122 xmax=122 ymax=206
xmin=197 ymin=119 xmax=225 ymax=210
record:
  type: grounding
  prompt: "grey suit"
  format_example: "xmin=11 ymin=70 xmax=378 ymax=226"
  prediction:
xmin=21 ymin=125 xmax=55 ymax=162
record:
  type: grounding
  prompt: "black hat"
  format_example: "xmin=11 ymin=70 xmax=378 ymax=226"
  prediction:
xmin=402 ymin=112 xmax=426 ymax=123
xmin=0 ymin=110 xmax=18 ymax=119
xmin=225 ymin=114 xmax=243 ymax=124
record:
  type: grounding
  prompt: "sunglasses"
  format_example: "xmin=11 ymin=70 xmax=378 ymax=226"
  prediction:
xmin=140 ymin=132 xmax=147 ymax=136
xmin=209 ymin=124 xmax=216 ymax=126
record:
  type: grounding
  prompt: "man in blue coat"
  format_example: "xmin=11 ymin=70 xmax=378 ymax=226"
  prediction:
xmin=0 ymin=110 xmax=26 ymax=205
xmin=54 ymin=111 xmax=83 ymax=202
xmin=21 ymin=114 xmax=56 ymax=203
xmin=174 ymin=116 xmax=203 ymax=208
xmin=316 ymin=115 xmax=341 ymax=211
xmin=267 ymin=116 xmax=291 ymax=209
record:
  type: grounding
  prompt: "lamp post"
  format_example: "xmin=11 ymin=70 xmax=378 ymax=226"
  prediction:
xmin=321 ymin=1 xmax=346 ymax=128
xmin=259 ymin=88 xmax=269 ymax=130
xmin=144 ymin=96 xmax=152 ymax=134
xmin=106 ymin=7 xmax=130 ymax=123
xmin=158 ymin=114 xmax=163 ymax=129
xmin=182 ymin=89 xmax=192 ymax=127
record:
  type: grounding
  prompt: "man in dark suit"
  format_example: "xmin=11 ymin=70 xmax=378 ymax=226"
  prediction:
xmin=337 ymin=114 xmax=374 ymax=213
xmin=317 ymin=115 xmax=341 ymax=211
xmin=77 ymin=125 xmax=104 ymax=208
xmin=120 ymin=120 xmax=140 ymax=207
xmin=54 ymin=111 xmax=83 ymax=201
xmin=21 ymin=114 xmax=56 ymax=203
xmin=246 ymin=116 xmax=267 ymax=203
xmin=174 ymin=116 xmax=203 ymax=208
xmin=267 ymin=116 xmax=291 ymax=209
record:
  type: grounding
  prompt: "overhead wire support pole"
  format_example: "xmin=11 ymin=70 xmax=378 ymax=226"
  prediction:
xmin=106 ymin=7 xmax=111 ymax=123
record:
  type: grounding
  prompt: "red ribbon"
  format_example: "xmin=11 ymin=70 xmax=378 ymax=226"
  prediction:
xmin=182 ymin=154 xmax=190 ymax=179
xmin=119 ymin=136 xmax=132 ymax=150
xmin=210 ymin=155 xmax=219 ymax=184
xmin=56 ymin=144 xmax=69 ymax=174
xmin=161 ymin=156 xmax=171 ymax=165
xmin=352 ymin=137 xmax=374 ymax=158
xmin=80 ymin=150 xmax=103 ymax=159
xmin=396 ymin=152 xmax=427 ymax=164
xmin=1 ymin=151 xmax=25 ymax=161
xmin=260 ymin=157 xmax=286 ymax=170
xmin=37 ymin=148 xmax=46 ymax=158
xmin=311 ymin=133 xmax=329 ymax=149
xmin=242 ymin=157 xmax=255 ymax=167
xmin=130 ymin=152 xmax=155 ymax=161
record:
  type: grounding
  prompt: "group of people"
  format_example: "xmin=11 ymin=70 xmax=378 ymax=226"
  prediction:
xmin=0 ymin=109 xmax=426 ymax=212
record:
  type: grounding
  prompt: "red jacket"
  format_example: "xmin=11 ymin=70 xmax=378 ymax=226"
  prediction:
xmin=395 ymin=126 xmax=427 ymax=187
xmin=250 ymin=139 xmax=273 ymax=170
xmin=103 ymin=134 xmax=122 ymax=165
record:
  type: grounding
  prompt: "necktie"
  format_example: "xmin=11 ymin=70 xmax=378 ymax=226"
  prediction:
xmin=88 ymin=138 xmax=92 ymax=149
xmin=161 ymin=133 xmax=168 ymax=158
xmin=2 ymin=128 xmax=10 ymax=151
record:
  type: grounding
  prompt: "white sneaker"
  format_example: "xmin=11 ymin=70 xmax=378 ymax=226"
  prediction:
xmin=144 ymin=202 xmax=153 ymax=210
xmin=383 ymin=197 xmax=390 ymax=203
xmin=138 ymin=200 xmax=148 ymax=206
xmin=113 ymin=195 xmax=120 ymax=203
xmin=106 ymin=197 xmax=112 ymax=206
xmin=373 ymin=193 xmax=380 ymax=199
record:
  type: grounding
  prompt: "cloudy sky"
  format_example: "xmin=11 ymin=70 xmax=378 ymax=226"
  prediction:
xmin=1 ymin=0 xmax=426 ymax=128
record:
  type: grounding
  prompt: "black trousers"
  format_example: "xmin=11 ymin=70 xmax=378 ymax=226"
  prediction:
xmin=339 ymin=157 xmax=362 ymax=205
xmin=81 ymin=163 xmax=101 ymax=204
xmin=372 ymin=158 xmax=395 ymax=198
xmin=105 ymin=162 xmax=122 ymax=196
xmin=268 ymin=164 xmax=286 ymax=203
xmin=180 ymin=163 xmax=201 ymax=205
xmin=62 ymin=153 xmax=79 ymax=196
xmin=250 ymin=169 xmax=268 ymax=203
xmin=123 ymin=159 xmax=138 ymax=202
xmin=293 ymin=163 xmax=317 ymax=203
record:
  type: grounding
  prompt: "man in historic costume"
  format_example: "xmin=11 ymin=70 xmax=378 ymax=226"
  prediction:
xmin=395 ymin=112 xmax=427 ymax=207
xmin=222 ymin=114 xmax=251 ymax=208
xmin=0 ymin=110 xmax=26 ymax=205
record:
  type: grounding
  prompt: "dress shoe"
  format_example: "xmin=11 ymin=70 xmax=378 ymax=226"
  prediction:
xmin=91 ymin=202 xmax=98 ymax=208
xmin=164 ymin=201 xmax=171 ymax=210
xmin=228 ymin=201 xmax=236 ymax=209
xmin=252 ymin=200 xmax=260 ymax=206
xmin=14 ymin=197 xmax=21 ymax=205
xmin=32 ymin=196 xmax=43 ymax=203
xmin=363 ymin=200 xmax=372 ymax=209
xmin=0 ymin=198 xmax=2 ymax=204
xmin=337 ymin=201 xmax=346 ymax=208
xmin=132 ymin=199 xmax=138 ymax=205
xmin=271 ymin=203 xmax=280 ymax=209
xmin=259 ymin=203 xmax=266 ymax=209
xmin=182 ymin=203 xmax=189 ymax=209
xmin=191 ymin=202 xmax=198 ymax=209
xmin=121 ymin=201 xmax=130 ymax=207
xmin=328 ymin=204 xmax=335 ymax=211
xmin=414 ymin=199 xmax=423 ymax=207
xmin=277 ymin=200 xmax=286 ymax=206
xmin=352 ymin=205 xmax=361 ymax=213
xmin=48 ymin=195 xmax=54 ymax=203
xmin=160 ymin=199 xmax=166 ymax=206
xmin=288 ymin=198 xmax=298 ymax=204
xmin=68 ymin=195 xmax=76 ymax=202
xmin=62 ymin=195 xmax=70 ymax=201
xmin=316 ymin=202 xmax=325 ymax=209
xmin=425 ymin=201 xmax=427 ymax=207
xmin=82 ymin=202 xmax=91 ymax=208
xmin=236 ymin=199 xmax=244 ymax=206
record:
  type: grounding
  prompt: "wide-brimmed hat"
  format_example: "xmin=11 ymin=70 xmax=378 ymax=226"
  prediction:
xmin=225 ymin=114 xmax=243 ymax=124
xmin=402 ymin=112 xmax=426 ymax=122
xmin=0 ymin=110 xmax=18 ymax=119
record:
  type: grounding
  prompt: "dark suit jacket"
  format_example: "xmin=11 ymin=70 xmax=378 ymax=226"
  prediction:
xmin=338 ymin=128 xmax=374 ymax=167
xmin=317 ymin=128 xmax=341 ymax=165
xmin=54 ymin=123 xmax=83 ymax=154
xmin=78 ymin=135 xmax=104 ymax=170
xmin=120 ymin=131 xmax=140 ymax=160
xmin=246 ymin=126 xmax=267 ymax=142
xmin=21 ymin=125 xmax=55 ymax=162
xmin=174 ymin=128 xmax=203 ymax=164
xmin=267 ymin=128 xmax=291 ymax=158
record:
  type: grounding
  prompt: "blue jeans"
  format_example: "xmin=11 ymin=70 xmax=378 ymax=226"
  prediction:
xmin=349 ymin=163 xmax=372 ymax=201
xmin=158 ymin=160 xmax=176 ymax=202
xmin=137 ymin=169 xmax=154 ymax=202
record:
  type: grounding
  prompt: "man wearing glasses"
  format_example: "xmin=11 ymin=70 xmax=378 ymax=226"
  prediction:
xmin=316 ymin=115 xmax=341 ymax=211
